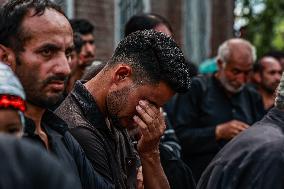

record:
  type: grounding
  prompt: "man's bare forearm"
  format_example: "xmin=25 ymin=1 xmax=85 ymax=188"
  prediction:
xmin=140 ymin=151 xmax=170 ymax=189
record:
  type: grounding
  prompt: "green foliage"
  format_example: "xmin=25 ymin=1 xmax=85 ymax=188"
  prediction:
xmin=238 ymin=0 xmax=284 ymax=57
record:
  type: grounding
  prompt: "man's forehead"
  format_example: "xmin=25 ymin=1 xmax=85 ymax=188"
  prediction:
xmin=263 ymin=61 xmax=282 ymax=71
xmin=142 ymin=82 xmax=174 ymax=106
xmin=80 ymin=34 xmax=95 ymax=43
xmin=20 ymin=8 xmax=73 ymax=47
xmin=230 ymin=63 xmax=252 ymax=70
xmin=22 ymin=8 xmax=72 ymax=36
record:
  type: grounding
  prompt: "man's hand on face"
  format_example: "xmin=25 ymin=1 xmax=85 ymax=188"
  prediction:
xmin=215 ymin=120 xmax=249 ymax=140
xmin=133 ymin=100 xmax=166 ymax=155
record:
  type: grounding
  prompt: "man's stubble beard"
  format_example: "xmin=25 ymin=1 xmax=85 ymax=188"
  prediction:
xmin=106 ymin=86 xmax=131 ymax=129
xmin=15 ymin=56 xmax=65 ymax=109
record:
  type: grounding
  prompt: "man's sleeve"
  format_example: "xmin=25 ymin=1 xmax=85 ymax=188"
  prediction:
xmin=171 ymin=78 xmax=219 ymax=155
xmin=197 ymin=141 xmax=284 ymax=189
xmin=65 ymin=128 xmax=114 ymax=189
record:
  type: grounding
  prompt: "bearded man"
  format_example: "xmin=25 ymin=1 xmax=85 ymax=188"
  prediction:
xmin=170 ymin=38 xmax=265 ymax=181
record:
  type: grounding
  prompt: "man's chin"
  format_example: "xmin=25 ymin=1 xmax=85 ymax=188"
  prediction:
xmin=28 ymin=93 xmax=64 ymax=109
xmin=81 ymin=57 xmax=95 ymax=67
xmin=225 ymin=84 xmax=244 ymax=94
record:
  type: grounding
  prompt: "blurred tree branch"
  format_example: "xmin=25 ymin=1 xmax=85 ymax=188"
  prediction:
xmin=237 ymin=0 xmax=284 ymax=56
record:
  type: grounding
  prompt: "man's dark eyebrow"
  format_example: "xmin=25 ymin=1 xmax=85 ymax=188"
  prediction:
xmin=37 ymin=43 xmax=61 ymax=51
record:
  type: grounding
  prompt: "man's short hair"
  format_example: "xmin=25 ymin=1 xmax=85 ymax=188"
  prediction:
xmin=0 ymin=0 xmax=64 ymax=52
xmin=73 ymin=32 xmax=84 ymax=54
xmin=265 ymin=50 xmax=284 ymax=62
xmin=107 ymin=30 xmax=191 ymax=93
xmin=69 ymin=18 xmax=94 ymax=35
xmin=217 ymin=38 xmax=256 ymax=64
xmin=124 ymin=13 xmax=173 ymax=37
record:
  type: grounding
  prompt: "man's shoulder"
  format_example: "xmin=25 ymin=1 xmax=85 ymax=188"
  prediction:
xmin=56 ymin=82 xmax=107 ymax=131
xmin=213 ymin=120 xmax=284 ymax=163
xmin=191 ymin=75 xmax=212 ymax=85
xmin=185 ymin=75 xmax=213 ymax=94
xmin=198 ymin=129 xmax=284 ymax=189
xmin=243 ymin=84 xmax=262 ymax=96
xmin=55 ymin=94 xmax=92 ymax=129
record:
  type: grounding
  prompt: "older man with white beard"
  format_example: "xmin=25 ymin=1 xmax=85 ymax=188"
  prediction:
xmin=170 ymin=38 xmax=266 ymax=181
xmin=197 ymin=71 xmax=284 ymax=189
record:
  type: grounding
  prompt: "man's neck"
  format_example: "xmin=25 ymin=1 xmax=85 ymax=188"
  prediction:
xmin=259 ymin=88 xmax=275 ymax=110
xmin=25 ymin=103 xmax=50 ymax=149
xmin=214 ymin=73 xmax=235 ymax=97
xmin=84 ymin=72 xmax=109 ymax=116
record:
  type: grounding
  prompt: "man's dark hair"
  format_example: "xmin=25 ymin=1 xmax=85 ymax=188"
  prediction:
xmin=107 ymin=30 xmax=191 ymax=93
xmin=124 ymin=13 xmax=173 ymax=37
xmin=185 ymin=59 xmax=198 ymax=77
xmin=70 ymin=18 xmax=94 ymax=35
xmin=73 ymin=32 xmax=84 ymax=54
xmin=0 ymin=0 xmax=65 ymax=52
xmin=264 ymin=50 xmax=284 ymax=61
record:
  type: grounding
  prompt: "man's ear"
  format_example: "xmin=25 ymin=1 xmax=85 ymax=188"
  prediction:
xmin=253 ymin=72 xmax=261 ymax=83
xmin=217 ymin=58 xmax=224 ymax=70
xmin=0 ymin=44 xmax=16 ymax=71
xmin=113 ymin=65 xmax=132 ymax=84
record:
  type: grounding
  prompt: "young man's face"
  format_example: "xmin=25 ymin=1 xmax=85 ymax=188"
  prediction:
xmin=80 ymin=33 xmax=96 ymax=66
xmin=106 ymin=81 xmax=174 ymax=128
xmin=260 ymin=58 xmax=282 ymax=94
xmin=0 ymin=109 xmax=22 ymax=137
xmin=14 ymin=9 xmax=73 ymax=108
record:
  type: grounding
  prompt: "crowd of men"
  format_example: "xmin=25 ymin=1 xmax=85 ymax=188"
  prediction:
xmin=1 ymin=0 xmax=284 ymax=189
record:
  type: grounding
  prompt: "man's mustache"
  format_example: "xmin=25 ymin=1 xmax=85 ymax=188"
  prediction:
xmin=84 ymin=52 xmax=95 ymax=58
xmin=42 ymin=75 xmax=67 ymax=86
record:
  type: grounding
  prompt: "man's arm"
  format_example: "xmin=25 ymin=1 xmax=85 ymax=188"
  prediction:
xmin=65 ymin=129 xmax=114 ymax=189
xmin=134 ymin=100 xmax=170 ymax=189
xmin=172 ymin=79 xmax=220 ymax=154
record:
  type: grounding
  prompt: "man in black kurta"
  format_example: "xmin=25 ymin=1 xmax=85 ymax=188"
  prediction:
xmin=197 ymin=106 xmax=284 ymax=189
xmin=171 ymin=39 xmax=265 ymax=180
xmin=197 ymin=72 xmax=284 ymax=189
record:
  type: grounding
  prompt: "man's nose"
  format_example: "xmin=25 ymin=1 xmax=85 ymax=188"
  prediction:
xmin=54 ymin=54 xmax=71 ymax=76
xmin=85 ymin=43 xmax=95 ymax=55
xmin=275 ymin=73 xmax=282 ymax=82
xmin=236 ymin=72 xmax=248 ymax=84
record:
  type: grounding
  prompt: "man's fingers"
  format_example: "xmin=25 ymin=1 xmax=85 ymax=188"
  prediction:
xmin=233 ymin=124 xmax=247 ymax=132
xmin=234 ymin=120 xmax=250 ymax=129
xmin=158 ymin=111 xmax=166 ymax=134
xmin=139 ymin=100 xmax=159 ymax=117
xmin=242 ymin=124 xmax=250 ymax=129
xmin=133 ymin=115 xmax=149 ymax=135
xmin=136 ymin=105 xmax=158 ymax=134
xmin=136 ymin=105 xmax=153 ymax=123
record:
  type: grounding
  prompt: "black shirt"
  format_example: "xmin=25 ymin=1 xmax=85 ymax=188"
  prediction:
xmin=24 ymin=110 xmax=112 ymax=189
xmin=197 ymin=107 xmax=284 ymax=189
xmin=55 ymin=81 xmax=139 ymax=189
xmin=0 ymin=134 xmax=80 ymax=189
xmin=171 ymin=75 xmax=265 ymax=180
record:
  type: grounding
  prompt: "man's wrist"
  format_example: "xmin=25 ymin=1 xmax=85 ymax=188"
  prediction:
xmin=215 ymin=125 xmax=221 ymax=140
xmin=139 ymin=149 xmax=160 ymax=159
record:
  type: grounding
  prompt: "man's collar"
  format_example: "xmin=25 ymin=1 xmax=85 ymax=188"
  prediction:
xmin=212 ymin=74 xmax=244 ymax=97
xmin=71 ymin=81 xmax=108 ymax=130
xmin=266 ymin=107 xmax=284 ymax=126
xmin=24 ymin=109 xmax=68 ymax=135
